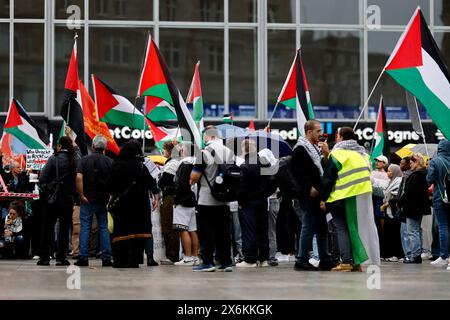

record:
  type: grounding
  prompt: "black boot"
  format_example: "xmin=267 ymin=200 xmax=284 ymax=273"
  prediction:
xmin=147 ymin=256 xmax=159 ymax=266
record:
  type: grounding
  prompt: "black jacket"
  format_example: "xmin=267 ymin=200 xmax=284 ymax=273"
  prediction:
xmin=174 ymin=160 xmax=196 ymax=207
xmin=290 ymin=145 xmax=323 ymax=199
xmin=398 ymin=168 xmax=431 ymax=219
xmin=238 ymin=154 xmax=266 ymax=204
xmin=107 ymin=159 xmax=158 ymax=240
xmin=39 ymin=150 xmax=79 ymax=198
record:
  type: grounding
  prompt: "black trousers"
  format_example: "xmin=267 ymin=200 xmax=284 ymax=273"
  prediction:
xmin=160 ymin=195 xmax=180 ymax=262
xmin=39 ymin=198 xmax=73 ymax=261
xmin=276 ymin=196 xmax=300 ymax=255
xmin=113 ymin=238 xmax=146 ymax=268
xmin=239 ymin=198 xmax=269 ymax=263
xmin=383 ymin=216 xmax=404 ymax=259
xmin=197 ymin=205 xmax=231 ymax=266
xmin=30 ymin=200 xmax=44 ymax=257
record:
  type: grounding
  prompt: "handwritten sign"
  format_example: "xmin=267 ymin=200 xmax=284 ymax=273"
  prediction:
xmin=26 ymin=149 xmax=53 ymax=171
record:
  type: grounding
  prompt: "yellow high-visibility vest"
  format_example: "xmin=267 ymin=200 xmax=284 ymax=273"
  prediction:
xmin=327 ymin=149 xmax=372 ymax=203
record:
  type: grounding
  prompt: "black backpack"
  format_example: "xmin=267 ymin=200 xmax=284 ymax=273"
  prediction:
xmin=203 ymin=148 xmax=241 ymax=202
xmin=275 ymin=156 xmax=301 ymax=198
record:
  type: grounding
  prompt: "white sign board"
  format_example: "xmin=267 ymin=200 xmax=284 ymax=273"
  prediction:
xmin=26 ymin=149 xmax=53 ymax=171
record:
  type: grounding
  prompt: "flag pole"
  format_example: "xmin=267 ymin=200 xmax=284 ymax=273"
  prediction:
xmin=370 ymin=94 xmax=383 ymax=155
xmin=136 ymin=31 xmax=151 ymax=154
xmin=353 ymin=69 xmax=385 ymax=130
xmin=413 ymin=96 xmax=430 ymax=158
xmin=266 ymin=102 xmax=280 ymax=131
xmin=67 ymin=32 xmax=78 ymax=134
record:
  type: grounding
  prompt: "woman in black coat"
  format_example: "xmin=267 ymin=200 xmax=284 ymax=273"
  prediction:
xmin=108 ymin=140 xmax=158 ymax=268
xmin=37 ymin=136 xmax=80 ymax=266
xmin=398 ymin=153 xmax=431 ymax=263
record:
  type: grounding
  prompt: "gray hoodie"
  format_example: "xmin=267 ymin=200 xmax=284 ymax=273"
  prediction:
xmin=427 ymin=139 xmax=450 ymax=204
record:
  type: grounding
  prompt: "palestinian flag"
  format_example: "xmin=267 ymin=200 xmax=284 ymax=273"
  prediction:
xmin=60 ymin=35 xmax=87 ymax=155
xmin=146 ymin=118 xmax=180 ymax=150
xmin=186 ymin=61 xmax=204 ymax=132
xmin=79 ymin=80 xmax=120 ymax=155
xmin=370 ymin=95 xmax=389 ymax=168
xmin=345 ymin=194 xmax=381 ymax=266
xmin=277 ymin=49 xmax=314 ymax=136
xmin=4 ymin=99 xmax=49 ymax=150
xmin=91 ymin=74 xmax=146 ymax=130
xmin=144 ymin=96 xmax=177 ymax=122
xmin=222 ymin=113 xmax=233 ymax=124
xmin=137 ymin=34 xmax=201 ymax=147
xmin=385 ymin=7 xmax=450 ymax=139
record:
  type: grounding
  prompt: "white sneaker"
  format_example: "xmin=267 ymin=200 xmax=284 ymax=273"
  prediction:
xmin=447 ymin=264 xmax=450 ymax=271
xmin=174 ymin=257 xmax=195 ymax=266
xmin=288 ymin=255 xmax=296 ymax=262
xmin=308 ymin=258 xmax=320 ymax=268
xmin=387 ymin=256 xmax=399 ymax=262
xmin=421 ymin=252 xmax=432 ymax=260
xmin=193 ymin=257 xmax=201 ymax=266
xmin=430 ymin=257 xmax=448 ymax=266
xmin=276 ymin=254 xmax=289 ymax=262
xmin=258 ymin=261 xmax=270 ymax=267
xmin=32 ymin=255 xmax=40 ymax=260
xmin=235 ymin=261 xmax=257 ymax=268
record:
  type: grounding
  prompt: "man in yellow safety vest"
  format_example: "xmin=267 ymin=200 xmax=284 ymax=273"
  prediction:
xmin=321 ymin=127 xmax=381 ymax=272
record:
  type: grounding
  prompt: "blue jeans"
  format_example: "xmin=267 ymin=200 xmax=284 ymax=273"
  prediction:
xmin=433 ymin=202 xmax=449 ymax=259
xmin=79 ymin=202 xmax=111 ymax=259
xmin=400 ymin=222 xmax=409 ymax=257
xmin=268 ymin=198 xmax=279 ymax=259
xmin=230 ymin=209 xmax=242 ymax=258
xmin=311 ymin=235 xmax=319 ymax=261
xmin=297 ymin=197 xmax=331 ymax=265
xmin=406 ymin=217 xmax=423 ymax=259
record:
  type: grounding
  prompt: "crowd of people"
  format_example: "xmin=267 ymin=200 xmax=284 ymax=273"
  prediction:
xmin=0 ymin=120 xmax=449 ymax=272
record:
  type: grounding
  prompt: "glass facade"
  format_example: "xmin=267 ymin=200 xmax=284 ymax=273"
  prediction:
xmin=1 ymin=0 xmax=450 ymax=121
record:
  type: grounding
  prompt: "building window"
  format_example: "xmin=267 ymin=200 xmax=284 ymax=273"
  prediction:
xmin=208 ymin=45 xmax=223 ymax=73
xmin=248 ymin=2 xmax=255 ymax=22
xmin=268 ymin=5 xmax=277 ymax=23
xmin=96 ymin=0 xmax=108 ymax=15
xmin=324 ymin=53 xmax=332 ymax=66
xmin=162 ymin=41 xmax=180 ymax=70
xmin=166 ymin=0 xmax=177 ymax=21
xmin=115 ymin=0 xmax=127 ymax=17
xmin=0 ymin=27 xmax=8 ymax=54
xmin=201 ymin=0 xmax=222 ymax=22
xmin=326 ymin=73 xmax=335 ymax=85
xmin=268 ymin=55 xmax=278 ymax=77
xmin=103 ymin=36 xmax=129 ymax=65
xmin=337 ymin=54 xmax=345 ymax=67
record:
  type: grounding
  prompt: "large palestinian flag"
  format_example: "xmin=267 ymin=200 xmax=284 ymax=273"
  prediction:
xmin=79 ymin=80 xmax=120 ymax=155
xmin=385 ymin=7 xmax=450 ymax=139
xmin=144 ymin=96 xmax=177 ymax=122
xmin=186 ymin=61 xmax=204 ymax=132
xmin=91 ymin=74 xmax=146 ymax=130
xmin=277 ymin=49 xmax=314 ymax=136
xmin=145 ymin=117 xmax=180 ymax=150
xmin=137 ymin=34 xmax=202 ymax=147
xmin=60 ymin=35 xmax=87 ymax=155
xmin=4 ymin=99 xmax=49 ymax=149
xmin=370 ymin=96 xmax=389 ymax=168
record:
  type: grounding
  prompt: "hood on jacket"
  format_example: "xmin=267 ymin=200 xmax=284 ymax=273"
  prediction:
xmin=437 ymin=139 xmax=450 ymax=158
